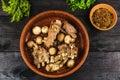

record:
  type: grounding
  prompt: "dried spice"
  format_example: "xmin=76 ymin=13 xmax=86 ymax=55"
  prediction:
xmin=92 ymin=8 xmax=113 ymax=29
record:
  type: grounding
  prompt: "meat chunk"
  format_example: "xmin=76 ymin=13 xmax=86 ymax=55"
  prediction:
xmin=58 ymin=44 xmax=71 ymax=55
xmin=63 ymin=21 xmax=77 ymax=38
xmin=44 ymin=20 xmax=62 ymax=47
xmin=58 ymin=43 xmax=78 ymax=59
xmin=32 ymin=46 xmax=50 ymax=66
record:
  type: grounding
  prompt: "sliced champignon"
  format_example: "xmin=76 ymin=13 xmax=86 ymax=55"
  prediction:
xmin=64 ymin=35 xmax=76 ymax=44
xmin=45 ymin=65 xmax=51 ymax=72
xmin=70 ymin=47 xmax=78 ymax=59
xmin=42 ymin=62 xmax=45 ymax=67
xmin=59 ymin=63 xmax=63 ymax=68
xmin=72 ymin=34 xmax=77 ymax=39
xmin=63 ymin=58 xmax=68 ymax=64
xmin=61 ymin=53 xmax=68 ymax=60
xmin=69 ymin=43 xmax=75 ymax=49
xmin=51 ymin=19 xmax=62 ymax=27
xmin=49 ymin=47 xmax=56 ymax=55
xmin=36 ymin=36 xmax=42 ymax=44
xmin=32 ymin=26 xmax=41 ymax=35
xmin=27 ymin=40 xmax=34 ymax=48
xmin=71 ymin=38 xmax=75 ymax=43
xmin=33 ymin=43 xmax=39 ymax=50
xmin=46 ymin=63 xmax=60 ymax=72
xmin=38 ymin=55 xmax=44 ymax=62
xmin=37 ymin=64 xmax=41 ymax=68
xmin=55 ymin=19 xmax=62 ymax=26
xmin=51 ymin=64 xmax=60 ymax=72
xmin=42 ymin=37 xmax=47 ymax=43
xmin=67 ymin=59 xmax=75 ymax=68
xmin=54 ymin=55 xmax=62 ymax=62
xmin=55 ymin=61 xmax=62 ymax=65
xmin=50 ymin=56 xmax=55 ymax=63
xmin=42 ymin=26 xmax=49 ymax=34
xmin=59 ymin=58 xmax=68 ymax=68
xmin=57 ymin=33 xmax=65 ymax=42
xmin=69 ymin=54 xmax=75 ymax=59
xmin=61 ymin=53 xmax=68 ymax=58
xmin=64 ymin=35 xmax=72 ymax=44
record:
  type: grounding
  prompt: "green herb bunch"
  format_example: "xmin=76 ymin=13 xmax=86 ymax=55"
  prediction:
xmin=1 ymin=0 xmax=31 ymax=22
xmin=66 ymin=0 xmax=96 ymax=11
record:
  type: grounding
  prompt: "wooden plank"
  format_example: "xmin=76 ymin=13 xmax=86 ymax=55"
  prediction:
xmin=0 ymin=17 xmax=120 ymax=52
xmin=0 ymin=0 xmax=120 ymax=80
xmin=0 ymin=0 xmax=120 ymax=52
xmin=0 ymin=52 xmax=120 ymax=80
xmin=0 ymin=0 xmax=120 ymax=17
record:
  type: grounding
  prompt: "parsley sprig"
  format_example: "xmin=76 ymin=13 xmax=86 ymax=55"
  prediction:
xmin=1 ymin=0 xmax=31 ymax=22
xmin=66 ymin=0 xmax=96 ymax=11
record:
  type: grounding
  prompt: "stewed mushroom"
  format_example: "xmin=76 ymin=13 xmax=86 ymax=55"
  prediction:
xmin=36 ymin=36 xmax=42 ymax=44
xmin=57 ymin=33 xmax=65 ymax=42
xmin=64 ymin=35 xmax=72 ymax=44
xmin=26 ymin=19 xmax=78 ymax=72
xmin=67 ymin=59 xmax=75 ymax=68
xmin=42 ymin=26 xmax=49 ymax=34
xmin=49 ymin=47 xmax=57 ymax=55
xmin=27 ymin=40 xmax=34 ymax=48
xmin=32 ymin=26 xmax=41 ymax=35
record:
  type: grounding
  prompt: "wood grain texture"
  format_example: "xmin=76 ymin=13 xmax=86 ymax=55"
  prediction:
xmin=0 ymin=16 xmax=120 ymax=51
xmin=0 ymin=0 xmax=120 ymax=80
xmin=0 ymin=52 xmax=120 ymax=80
xmin=0 ymin=0 xmax=120 ymax=52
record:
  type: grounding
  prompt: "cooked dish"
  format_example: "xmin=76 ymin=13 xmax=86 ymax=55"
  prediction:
xmin=92 ymin=8 xmax=113 ymax=29
xmin=26 ymin=19 xmax=79 ymax=72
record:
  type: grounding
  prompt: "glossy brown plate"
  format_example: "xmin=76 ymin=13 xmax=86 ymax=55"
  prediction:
xmin=20 ymin=10 xmax=89 ymax=78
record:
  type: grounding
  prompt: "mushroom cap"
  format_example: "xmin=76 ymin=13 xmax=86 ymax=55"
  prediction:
xmin=57 ymin=33 xmax=65 ymax=42
xmin=32 ymin=26 xmax=41 ymax=35
xmin=49 ymin=47 xmax=57 ymax=55
xmin=36 ymin=36 xmax=42 ymax=44
xmin=64 ymin=35 xmax=72 ymax=44
xmin=42 ymin=26 xmax=49 ymax=33
xmin=27 ymin=40 xmax=34 ymax=48
xmin=67 ymin=59 xmax=75 ymax=68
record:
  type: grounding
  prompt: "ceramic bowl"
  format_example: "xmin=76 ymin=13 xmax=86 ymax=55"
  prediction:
xmin=20 ymin=10 xmax=89 ymax=78
xmin=90 ymin=3 xmax=117 ymax=31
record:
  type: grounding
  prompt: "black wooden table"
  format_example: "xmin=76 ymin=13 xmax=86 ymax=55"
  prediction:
xmin=0 ymin=0 xmax=120 ymax=80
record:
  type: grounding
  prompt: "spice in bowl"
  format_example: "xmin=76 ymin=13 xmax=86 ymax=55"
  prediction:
xmin=92 ymin=8 xmax=113 ymax=29
xmin=90 ymin=4 xmax=117 ymax=31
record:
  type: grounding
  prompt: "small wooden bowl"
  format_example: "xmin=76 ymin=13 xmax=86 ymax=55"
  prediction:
xmin=90 ymin=4 xmax=117 ymax=31
xmin=20 ymin=10 xmax=89 ymax=78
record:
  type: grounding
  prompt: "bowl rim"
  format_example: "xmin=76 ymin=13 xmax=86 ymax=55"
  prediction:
xmin=89 ymin=3 xmax=118 ymax=31
xmin=20 ymin=10 xmax=89 ymax=78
